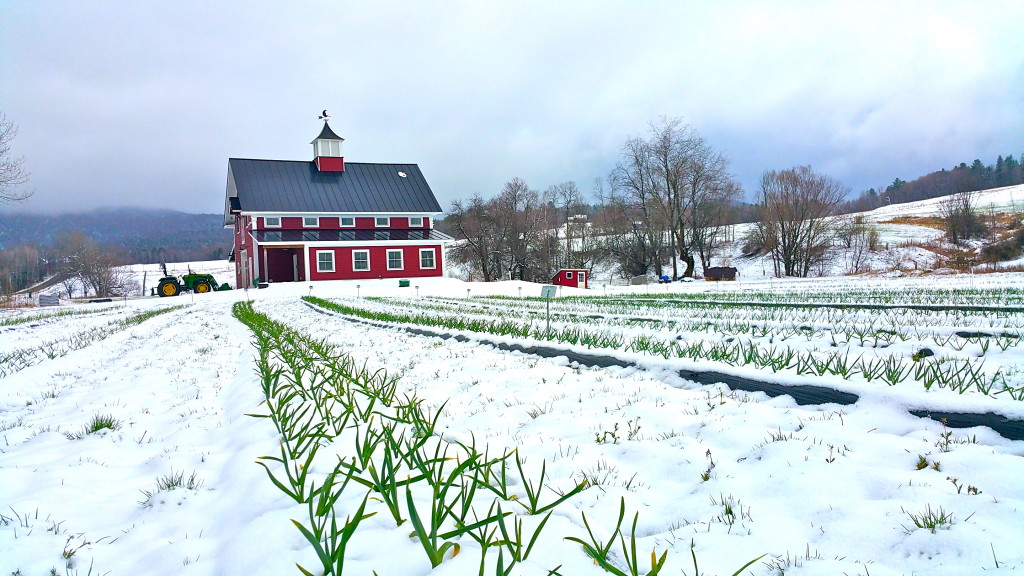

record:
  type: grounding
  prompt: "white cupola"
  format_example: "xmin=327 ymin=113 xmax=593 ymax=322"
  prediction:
xmin=311 ymin=121 xmax=345 ymax=172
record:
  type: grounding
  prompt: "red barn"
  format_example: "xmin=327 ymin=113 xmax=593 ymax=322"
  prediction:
xmin=551 ymin=269 xmax=589 ymax=289
xmin=224 ymin=121 xmax=451 ymax=287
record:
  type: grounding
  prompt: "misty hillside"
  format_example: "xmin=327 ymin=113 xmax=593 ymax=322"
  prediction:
xmin=0 ymin=208 xmax=232 ymax=264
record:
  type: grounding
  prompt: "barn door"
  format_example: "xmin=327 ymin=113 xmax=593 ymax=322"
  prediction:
xmin=578 ymin=271 xmax=586 ymax=288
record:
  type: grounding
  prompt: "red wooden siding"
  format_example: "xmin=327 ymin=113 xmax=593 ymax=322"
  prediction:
xmin=257 ymin=216 xmax=429 ymax=229
xmin=307 ymin=245 xmax=443 ymax=281
xmin=315 ymin=156 xmax=345 ymax=172
xmin=551 ymin=269 xmax=589 ymax=288
xmin=234 ymin=213 xmax=444 ymax=287
xmin=234 ymin=215 xmax=256 ymax=288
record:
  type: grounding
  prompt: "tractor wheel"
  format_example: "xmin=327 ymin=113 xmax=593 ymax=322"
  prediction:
xmin=158 ymin=279 xmax=180 ymax=297
xmin=194 ymin=281 xmax=212 ymax=294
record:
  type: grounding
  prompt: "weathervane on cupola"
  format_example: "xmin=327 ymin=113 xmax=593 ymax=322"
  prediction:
xmin=311 ymin=110 xmax=345 ymax=172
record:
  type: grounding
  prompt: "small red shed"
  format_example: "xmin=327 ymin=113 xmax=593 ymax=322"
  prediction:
xmin=551 ymin=269 xmax=589 ymax=289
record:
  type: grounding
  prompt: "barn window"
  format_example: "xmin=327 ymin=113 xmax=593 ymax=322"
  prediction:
xmin=409 ymin=217 xmax=424 ymax=227
xmin=387 ymin=249 xmax=403 ymax=270
xmin=340 ymin=217 xmax=355 ymax=227
xmin=318 ymin=140 xmax=340 ymax=157
xmin=303 ymin=217 xmax=319 ymax=227
xmin=420 ymin=248 xmax=436 ymax=269
xmin=352 ymin=250 xmax=369 ymax=271
xmin=566 ymin=271 xmax=574 ymax=279
xmin=316 ymin=251 xmax=335 ymax=273
xmin=376 ymin=217 xmax=390 ymax=227
xmin=264 ymin=216 xmax=281 ymax=228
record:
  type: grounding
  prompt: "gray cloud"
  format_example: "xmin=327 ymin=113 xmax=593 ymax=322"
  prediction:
xmin=2 ymin=1 xmax=1022 ymax=215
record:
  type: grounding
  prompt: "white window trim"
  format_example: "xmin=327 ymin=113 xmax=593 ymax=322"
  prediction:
xmin=387 ymin=249 xmax=404 ymax=270
xmin=419 ymin=248 xmax=436 ymax=269
xmin=566 ymin=271 xmax=574 ymax=279
xmin=352 ymin=250 xmax=370 ymax=271
xmin=375 ymin=217 xmax=390 ymax=228
xmin=303 ymin=216 xmax=320 ymax=228
xmin=264 ymin=216 xmax=281 ymax=228
xmin=340 ymin=216 xmax=355 ymax=227
xmin=409 ymin=217 xmax=424 ymax=227
xmin=316 ymin=250 xmax=335 ymax=273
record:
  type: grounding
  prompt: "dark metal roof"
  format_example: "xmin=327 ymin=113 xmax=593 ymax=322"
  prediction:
xmin=311 ymin=122 xmax=344 ymax=143
xmin=251 ymin=228 xmax=453 ymax=243
xmin=226 ymin=158 xmax=443 ymax=215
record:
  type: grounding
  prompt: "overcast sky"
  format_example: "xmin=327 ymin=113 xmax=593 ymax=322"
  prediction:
xmin=2 ymin=1 xmax=1022 ymax=215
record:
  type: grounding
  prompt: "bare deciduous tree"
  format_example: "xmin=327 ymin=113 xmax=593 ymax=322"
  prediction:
xmin=611 ymin=117 xmax=739 ymax=279
xmin=609 ymin=133 xmax=671 ymax=277
xmin=80 ymin=249 xmax=132 ymax=297
xmin=1 ymin=114 xmax=31 ymax=203
xmin=592 ymin=182 xmax=668 ymax=279
xmin=445 ymin=194 xmax=503 ymax=282
xmin=687 ymin=159 xmax=741 ymax=272
xmin=492 ymin=178 xmax=552 ymax=281
xmin=547 ymin=181 xmax=585 ymax=268
xmin=646 ymin=117 xmax=694 ymax=277
xmin=939 ymin=190 xmax=987 ymax=244
xmin=444 ymin=179 xmax=556 ymax=282
xmin=51 ymin=231 xmax=132 ymax=297
xmin=837 ymin=215 xmax=880 ymax=274
xmin=756 ymin=166 xmax=848 ymax=277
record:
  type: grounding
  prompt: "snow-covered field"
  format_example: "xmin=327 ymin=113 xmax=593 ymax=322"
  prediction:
xmin=686 ymin=183 xmax=1024 ymax=285
xmin=3 ymin=185 xmax=1024 ymax=575
xmin=3 ymin=273 xmax=1024 ymax=576
xmin=864 ymin=184 xmax=1024 ymax=220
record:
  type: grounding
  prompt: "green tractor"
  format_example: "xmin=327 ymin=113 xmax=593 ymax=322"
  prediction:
xmin=156 ymin=265 xmax=231 ymax=297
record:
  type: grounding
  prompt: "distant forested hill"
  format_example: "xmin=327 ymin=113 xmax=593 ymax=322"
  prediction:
xmin=844 ymin=153 xmax=1024 ymax=213
xmin=0 ymin=208 xmax=232 ymax=264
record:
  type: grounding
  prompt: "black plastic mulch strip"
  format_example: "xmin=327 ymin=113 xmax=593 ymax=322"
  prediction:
xmin=677 ymin=370 xmax=859 ymax=406
xmin=909 ymin=410 xmax=1024 ymax=441
xmin=409 ymin=326 xmax=864 ymax=407
xmin=954 ymin=330 xmax=1019 ymax=339
xmin=317 ymin=306 xmax=859 ymax=405
xmin=303 ymin=301 xmax=1024 ymax=441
